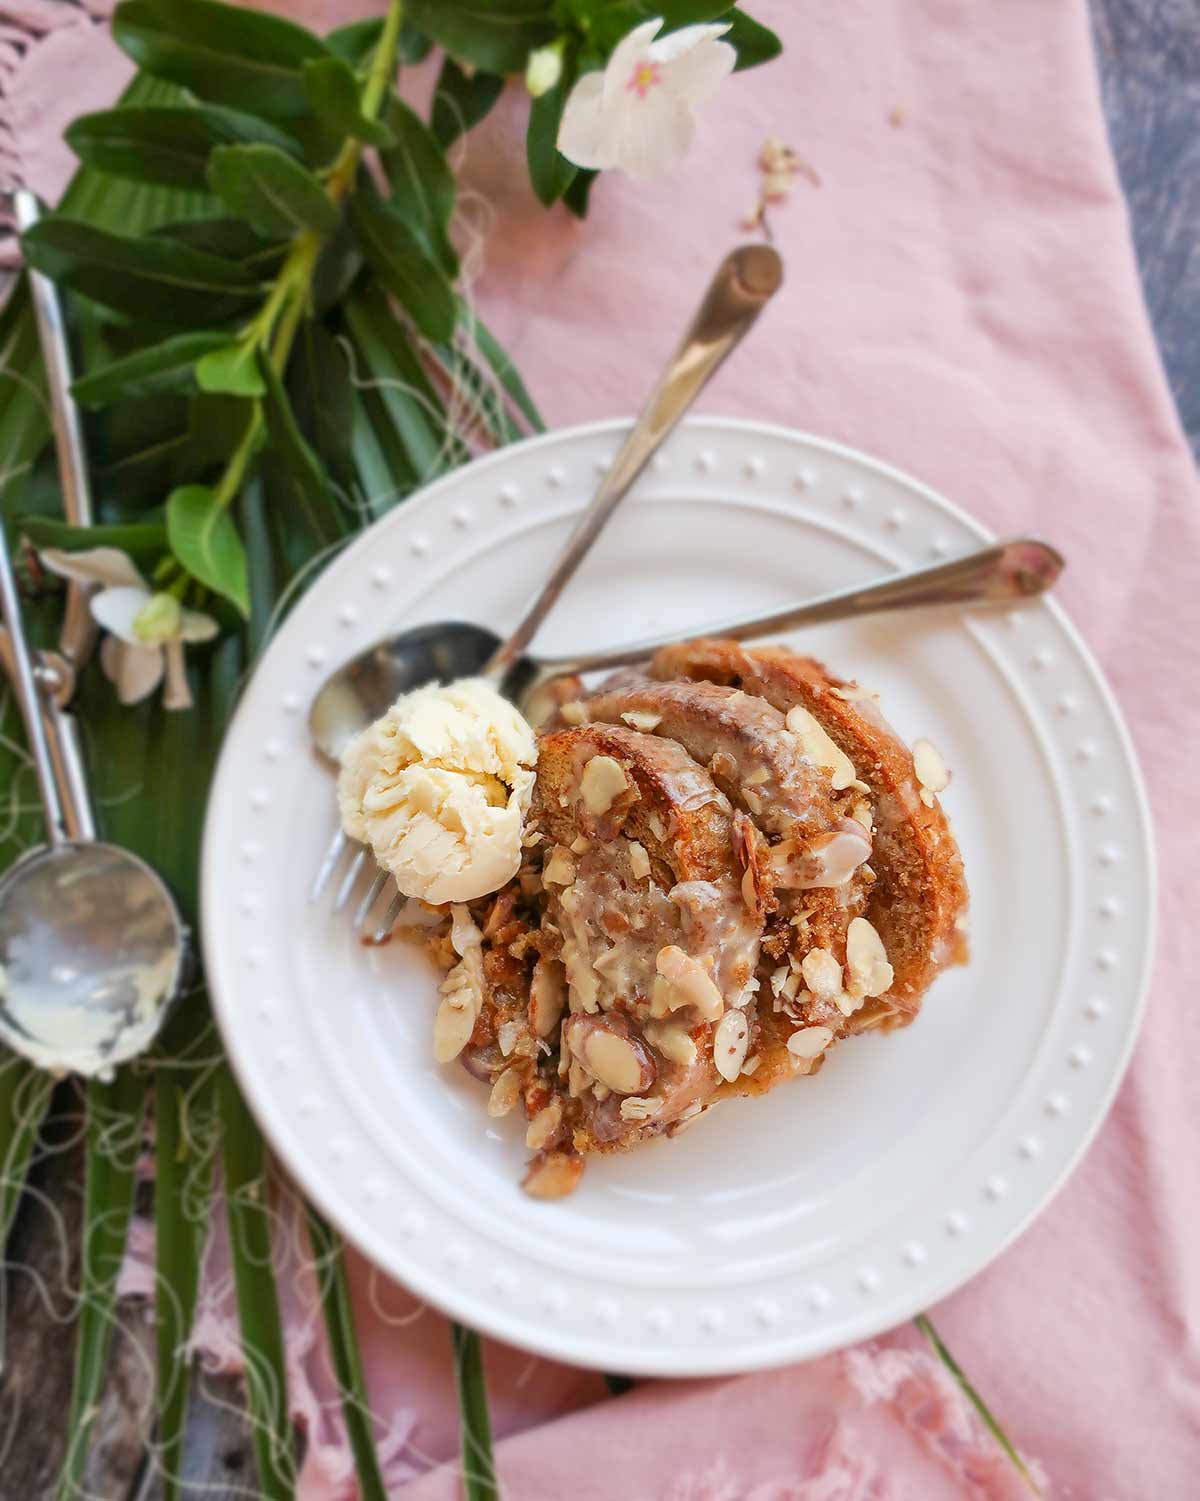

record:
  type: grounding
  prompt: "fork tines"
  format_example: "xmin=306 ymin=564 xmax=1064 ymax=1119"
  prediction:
xmin=311 ymin=828 xmax=400 ymax=943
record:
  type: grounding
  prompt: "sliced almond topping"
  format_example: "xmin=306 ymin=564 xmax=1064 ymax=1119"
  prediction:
xmin=801 ymin=947 xmax=843 ymax=1001
xmin=850 ymin=797 xmax=874 ymax=834
xmin=543 ymin=845 xmax=575 ymax=886
xmin=770 ymin=826 xmax=871 ymax=889
xmin=742 ymin=787 xmax=763 ymax=815
xmin=620 ymin=709 xmax=662 ymax=733
xmin=740 ymin=1054 xmax=762 ymax=1075
xmin=525 ymin=1098 xmax=564 ymax=1151
xmin=487 ymin=1067 xmax=524 ymax=1117
xmin=560 ymin=700 xmax=587 ymax=725
xmin=743 ymin=766 xmax=770 ymax=786
xmin=497 ymin=1019 xmax=524 ymax=1056
xmin=655 ymin=945 xmax=724 ymax=1022
xmin=787 ymin=1024 xmax=834 ymax=1059
xmin=648 ymin=813 xmax=667 ymax=840
xmin=522 ymin=1151 xmax=583 ymax=1199
xmin=644 ymin=1021 xmax=698 ymax=1067
xmin=567 ymin=1059 xmax=590 ymax=1097
xmin=913 ymin=737 xmax=950 ymax=805
xmin=563 ymin=940 xmax=599 ymax=1014
xmin=627 ymin=840 xmax=651 ymax=880
xmin=713 ymin=1009 xmax=750 ymax=1081
xmin=521 ymin=828 xmax=545 ymax=848
xmin=433 ymin=959 xmax=482 ymax=1062
xmin=580 ymin=754 xmax=628 ymax=816
xmin=620 ymin=1095 xmax=662 ymax=1121
xmin=785 ymin=705 xmax=859 ymax=790
xmin=846 ymin=916 xmax=894 ymax=998
xmin=740 ymin=864 xmax=759 ymax=913
xmin=667 ymin=1101 xmax=706 ymax=1136
xmin=570 ymin=835 xmax=591 ymax=854
xmin=529 ymin=957 xmax=566 ymax=1038
xmin=830 ymin=682 xmax=877 ymax=702
xmin=564 ymin=1017 xmax=656 ymax=1095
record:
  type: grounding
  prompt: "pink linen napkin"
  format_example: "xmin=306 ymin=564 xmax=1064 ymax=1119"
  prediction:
xmin=8 ymin=1 xmax=1200 ymax=1496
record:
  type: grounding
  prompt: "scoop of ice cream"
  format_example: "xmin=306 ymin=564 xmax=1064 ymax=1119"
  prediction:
xmin=337 ymin=679 xmax=537 ymax=904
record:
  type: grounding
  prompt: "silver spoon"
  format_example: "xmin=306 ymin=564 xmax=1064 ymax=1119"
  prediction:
xmin=0 ymin=239 xmax=186 ymax=1078
xmin=310 ymin=242 xmax=784 ymax=917
xmin=311 ymin=536 xmax=1064 ymax=762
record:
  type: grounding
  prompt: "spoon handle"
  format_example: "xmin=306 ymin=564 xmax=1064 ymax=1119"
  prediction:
xmin=534 ymin=537 xmax=1065 ymax=679
xmin=483 ymin=244 xmax=783 ymax=680
xmin=0 ymin=508 xmax=70 ymax=844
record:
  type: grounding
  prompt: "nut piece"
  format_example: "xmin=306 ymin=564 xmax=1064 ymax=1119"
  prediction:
xmin=563 ymin=1017 xmax=657 ymax=1095
xmin=529 ymin=957 xmax=567 ymax=1037
xmin=846 ymin=916 xmax=894 ymax=998
xmin=525 ymin=1097 xmax=564 ymax=1151
xmin=713 ymin=1009 xmax=750 ymax=1081
xmin=786 ymin=705 xmax=860 ymax=791
xmin=787 ymin=1024 xmax=834 ymax=1059
xmin=627 ymin=840 xmax=651 ymax=880
xmin=522 ymin=1151 xmax=584 ymax=1199
xmin=644 ymin=1021 xmax=698 ymax=1067
xmin=487 ymin=1067 xmax=524 ymax=1118
xmin=913 ymin=737 xmax=950 ymax=807
xmin=580 ymin=754 xmax=628 ymax=816
xmin=620 ymin=709 xmax=662 ymax=733
xmin=543 ymin=845 xmax=575 ymax=886
xmin=560 ymin=700 xmax=587 ymax=725
xmin=801 ymin=947 xmax=843 ymax=1001
xmin=433 ymin=958 xmax=482 ymax=1063
xmin=655 ymin=945 xmax=724 ymax=1022
xmin=770 ymin=825 xmax=872 ymax=889
xmin=620 ymin=1095 xmax=662 ymax=1122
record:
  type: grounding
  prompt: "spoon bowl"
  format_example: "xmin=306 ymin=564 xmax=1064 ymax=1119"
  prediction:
xmin=0 ymin=841 xmax=186 ymax=1077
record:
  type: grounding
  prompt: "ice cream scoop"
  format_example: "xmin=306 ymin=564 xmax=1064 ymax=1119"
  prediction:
xmin=337 ymin=679 xmax=536 ymax=905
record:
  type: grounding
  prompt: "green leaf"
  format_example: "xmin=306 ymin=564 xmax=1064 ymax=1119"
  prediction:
xmin=380 ymin=93 xmax=458 ymax=273
xmin=452 ymin=1324 xmax=498 ymax=1501
xmin=468 ymin=312 xmax=545 ymax=432
xmin=188 ymin=390 xmax=257 ymax=465
xmin=208 ymin=144 xmax=338 ymax=239
xmin=563 ymin=167 xmax=598 ymax=219
xmin=196 ymin=341 xmax=267 ymax=397
xmin=325 ymin=16 xmax=384 ymax=65
xmin=406 ymin=0 xmax=553 ymax=75
xmin=58 ymin=1069 xmax=146 ymax=1501
xmin=152 ymin=216 xmax=288 ymax=272
xmin=430 ymin=57 xmax=504 ymax=148
xmin=112 ymin=0 xmax=329 ymax=121
xmin=0 ymin=1056 xmax=54 ymax=1246
xmin=66 ymin=104 xmax=301 ymax=190
xmin=220 ymin=1066 xmax=294 ymax=1501
xmin=167 ymin=482 xmax=251 ymax=614
xmin=303 ymin=57 xmax=394 ymax=148
xmin=726 ymin=8 xmax=783 ymax=69
xmin=154 ymin=1059 xmax=218 ymax=1501
xmin=21 ymin=218 xmax=260 ymax=328
xmin=310 ymin=215 xmax=364 ymax=316
xmin=399 ymin=18 xmax=433 ymax=64
xmin=348 ymin=189 xmax=457 ymax=342
xmin=71 ymin=330 xmax=230 ymax=405
xmin=19 ymin=516 xmax=169 ymax=566
xmin=307 ymin=1208 xmax=388 ymax=1501
xmin=526 ymin=72 xmax=577 ymax=207
xmin=255 ymin=347 xmax=340 ymax=535
xmin=287 ymin=319 xmax=356 ymax=496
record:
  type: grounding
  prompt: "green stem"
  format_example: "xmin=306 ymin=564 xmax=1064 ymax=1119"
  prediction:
xmin=205 ymin=0 xmax=404 ymax=517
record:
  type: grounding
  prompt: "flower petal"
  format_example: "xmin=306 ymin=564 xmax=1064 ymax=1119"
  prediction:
xmin=615 ymin=92 xmax=696 ymax=181
xmin=557 ymin=72 xmax=613 ymax=169
xmin=179 ymin=609 xmax=220 ymax=643
xmin=659 ymin=33 xmax=735 ymax=106
xmin=649 ymin=22 xmax=731 ymax=65
xmin=91 ymin=585 xmax=151 ymax=645
xmin=40 ymin=546 xmax=145 ymax=590
xmin=603 ymin=18 xmax=662 ymax=105
xmin=161 ymin=639 xmax=193 ymax=711
xmin=100 ymin=635 xmax=163 ymax=705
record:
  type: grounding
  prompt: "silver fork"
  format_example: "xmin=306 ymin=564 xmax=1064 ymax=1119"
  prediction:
xmin=311 ymin=245 xmax=784 ymax=939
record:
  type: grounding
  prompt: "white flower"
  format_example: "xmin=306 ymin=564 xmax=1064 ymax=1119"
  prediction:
xmin=41 ymin=547 xmax=218 ymax=711
xmin=557 ymin=18 xmax=735 ymax=182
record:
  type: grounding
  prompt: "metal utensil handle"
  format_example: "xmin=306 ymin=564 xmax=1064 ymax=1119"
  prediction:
xmin=14 ymin=189 xmax=97 ymax=669
xmin=483 ymin=244 xmax=783 ymax=679
xmin=0 ymin=516 xmax=69 ymax=844
xmin=537 ymin=537 xmax=1065 ymax=678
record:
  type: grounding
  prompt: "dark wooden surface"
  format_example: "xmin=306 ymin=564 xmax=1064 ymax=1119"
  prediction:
xmin=1 ymin=4 xmax=1197 ymax=1498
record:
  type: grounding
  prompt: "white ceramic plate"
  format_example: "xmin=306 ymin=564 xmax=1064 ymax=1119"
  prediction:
xmin=202 ymin=418 xmax=1155 ymax=1376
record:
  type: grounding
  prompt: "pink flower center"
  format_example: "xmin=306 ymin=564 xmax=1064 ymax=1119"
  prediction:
xmin=626 ymin=60 xmax=662 ymax=98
